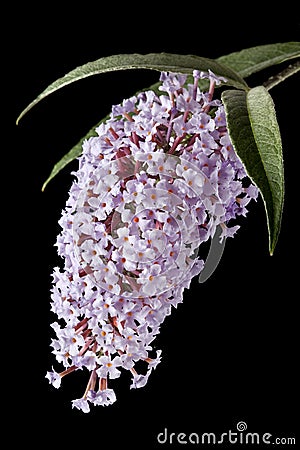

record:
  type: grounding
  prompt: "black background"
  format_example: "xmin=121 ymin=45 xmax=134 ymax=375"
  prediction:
xmin=15 ymin=6 xmax=298 ymax=448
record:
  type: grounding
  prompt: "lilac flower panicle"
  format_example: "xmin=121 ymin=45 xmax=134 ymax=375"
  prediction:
xmin=46 ymin=70 xmax=259 ymax=412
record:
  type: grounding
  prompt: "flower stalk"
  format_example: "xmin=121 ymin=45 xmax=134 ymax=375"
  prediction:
xmin=46 ymin=70 xmax=258 ymax=412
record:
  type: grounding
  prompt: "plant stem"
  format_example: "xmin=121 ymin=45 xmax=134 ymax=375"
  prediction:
xmin=263 ymin=60 xmax=300 ymax=91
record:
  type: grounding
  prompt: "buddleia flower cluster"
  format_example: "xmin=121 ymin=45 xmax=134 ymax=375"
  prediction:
xmin=46 ymin=70 xmax=258 ymax=412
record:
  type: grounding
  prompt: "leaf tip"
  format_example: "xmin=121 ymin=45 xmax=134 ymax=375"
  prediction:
xmin=16 ymin=109 xmax=28 ymax=125
xmin=269 ymin=241 xmax=277 ymax=256
xmin=41 ymin=180 xmax=48 ymax=192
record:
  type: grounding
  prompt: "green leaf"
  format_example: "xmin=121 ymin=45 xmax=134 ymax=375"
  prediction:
xmin=41 ymin=131 xmax=97 ymax=192
xmin=222 ymin=87 xmax=284 ymax=255
xmin=16 ymin=52 xmax=247 ymax=124
xmin=217 ymin=41 xmax=300 ymax=78
xmin=21 ymin=46 xmax=297 ymax=190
